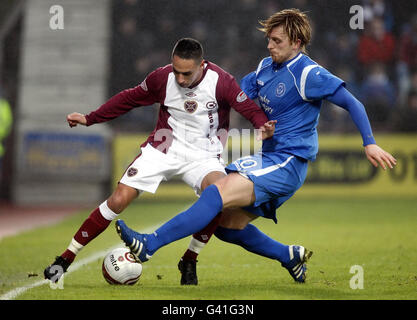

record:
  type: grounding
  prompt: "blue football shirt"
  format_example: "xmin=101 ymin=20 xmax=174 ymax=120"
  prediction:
xmin=241 ymin=53 xmax=345 ymax=161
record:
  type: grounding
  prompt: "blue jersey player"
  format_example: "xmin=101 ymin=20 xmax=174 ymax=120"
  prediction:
xmin=116 ymin=9 xmax=397 ymax=283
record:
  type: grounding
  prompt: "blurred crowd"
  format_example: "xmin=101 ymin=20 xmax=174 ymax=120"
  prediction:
xmin=110 ymin=0 xmax=417 ymax=133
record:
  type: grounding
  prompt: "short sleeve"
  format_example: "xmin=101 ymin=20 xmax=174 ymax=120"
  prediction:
xmin=240 ymin=71 xmax=258 ymax=100
xmin=304 ymin=66 xmax=345 ymax=100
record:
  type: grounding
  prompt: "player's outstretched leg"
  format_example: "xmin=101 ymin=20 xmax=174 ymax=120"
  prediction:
xmin=178 ymin=213 xmax=222 ymax=285
xmin=215 ymin=225 xmax=313 ymax=283
xmin=116 ymin=185 xmax=224 ymax=262
xmin=281 ymin=245 xmax=313 ymax=283
xmin=116 ymin=219 xmax=152 ymax=262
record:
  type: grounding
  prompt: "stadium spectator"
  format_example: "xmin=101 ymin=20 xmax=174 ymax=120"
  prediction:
xmin=362 ymin=0 xmax=394 ymax=31
xmin=359 ymin=63 xmax=396 ymax=126
xmin=116 ymin=9 xmax=396 ymax=285
xmin=108 ymin=1 xmax=417 ymax=134
xmin=327 ymin=33 xmax=359 ymax=73
xmin=397 ymin=14 xmax=417 ymax=105
xmin=43 ymin=38 xmax=274 ymax=283
xmin=111 ymin=15 xmax=142 ymax=92
xmin=357 ymin=17 xmax=396 ymax=68
xmin=393 ymin=89 xmax=417 ymax=132
xmin=398 ymin=14 xmax=417 ymax=71
xmin=319 ymin=65 xmax=361 ymax=133
xmin=409 ymin=71 xmax=417 ymax=94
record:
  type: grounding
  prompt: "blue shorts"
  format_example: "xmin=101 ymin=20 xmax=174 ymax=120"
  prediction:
xmin=225 ymin=152 xmax=308 ymax=223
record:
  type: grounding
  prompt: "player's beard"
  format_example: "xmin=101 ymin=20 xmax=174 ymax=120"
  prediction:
xmin=270 ymin=50 xmax=297 ymax=64
xmin=269 ymin=50 xmax=285 ymax=64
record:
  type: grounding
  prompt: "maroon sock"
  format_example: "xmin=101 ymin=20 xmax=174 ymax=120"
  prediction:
xmin=182 ymin=212 xmax=222 ymax=261
xmin=61 ymin=208 xmax=111 ymax=263
xmin=182 ymin=250 xmax=199 ymax=261
xmin=61 ymin=249 xmax=76 ymax=264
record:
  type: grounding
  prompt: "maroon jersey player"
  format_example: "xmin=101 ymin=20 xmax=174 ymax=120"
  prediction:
xmin=44 ymin=38 xmax=275 ymax=284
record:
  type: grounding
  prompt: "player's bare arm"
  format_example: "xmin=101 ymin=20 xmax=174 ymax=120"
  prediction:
xmin=364 ymin=144 xmax=397 ymax=170
xmin=67 ymin=112 xmax=87 ymax=127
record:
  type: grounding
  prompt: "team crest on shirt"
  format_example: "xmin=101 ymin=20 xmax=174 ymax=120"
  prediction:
xmin=206 ymin=101 xmax=217 ymax=110
xmin=127 ymin=167 xmax=138 ymax=177
xmin=184 ymin=100 xmax=198 ymax=113
xmin=276 ymin=83 xmax=286 ymax=97
xmin=236 ymin=91 xmax=248 ymax=103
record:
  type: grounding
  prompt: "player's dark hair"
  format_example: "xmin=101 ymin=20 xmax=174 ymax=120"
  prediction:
xmin=172 ymin=38 xmax=204 ymax=62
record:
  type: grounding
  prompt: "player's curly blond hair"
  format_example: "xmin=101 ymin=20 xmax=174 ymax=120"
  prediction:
xmin=258 ymin=8 xmax=312 ymax=53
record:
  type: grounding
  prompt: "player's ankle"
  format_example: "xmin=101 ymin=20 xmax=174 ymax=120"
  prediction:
xmin=182 ymin=250 xmax=198 ymax=262
xmin=61 ymin=249 xmax=76 ymax=264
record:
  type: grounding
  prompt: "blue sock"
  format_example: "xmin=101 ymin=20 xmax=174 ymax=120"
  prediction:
xmin=215 ymin=225 xmax=290 ymax=264
xmin=145 ymin=184 xmax=223 ymax=255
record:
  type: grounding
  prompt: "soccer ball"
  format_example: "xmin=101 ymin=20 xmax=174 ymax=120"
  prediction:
xmin=102 ymin=247 xmax=142 ymax=285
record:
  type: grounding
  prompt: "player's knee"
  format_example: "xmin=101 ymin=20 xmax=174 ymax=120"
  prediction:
xmin=213 ymin=178 xmax=234 ymax=208
xmin=200 ymin=171 xmax=226 ymax=191
xmin=214 ymin=173 xmax=255 ymax=208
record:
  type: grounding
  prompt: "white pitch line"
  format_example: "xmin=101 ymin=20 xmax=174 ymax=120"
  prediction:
xmin=0 ymin=224 xmax=160 ymax=300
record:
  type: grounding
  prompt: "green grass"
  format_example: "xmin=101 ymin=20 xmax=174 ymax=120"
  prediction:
xmin=1 ymin=197 xmax=416 ymax=300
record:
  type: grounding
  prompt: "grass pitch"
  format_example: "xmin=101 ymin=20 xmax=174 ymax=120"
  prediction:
xmin=1 ymin=195 xmax=416 ymax=300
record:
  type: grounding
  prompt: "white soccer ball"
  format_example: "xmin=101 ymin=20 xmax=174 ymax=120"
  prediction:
xmin=102 ymin=247 xmax=142 ymax=285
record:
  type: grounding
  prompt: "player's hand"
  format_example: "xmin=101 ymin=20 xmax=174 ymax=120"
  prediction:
xmin=364 ymin=144 xmax=397 ymax=170
xmin=257 ymin=120 xmax=277 ymax=141
xmin=67 ymin=112 xmax=87 ymax=128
